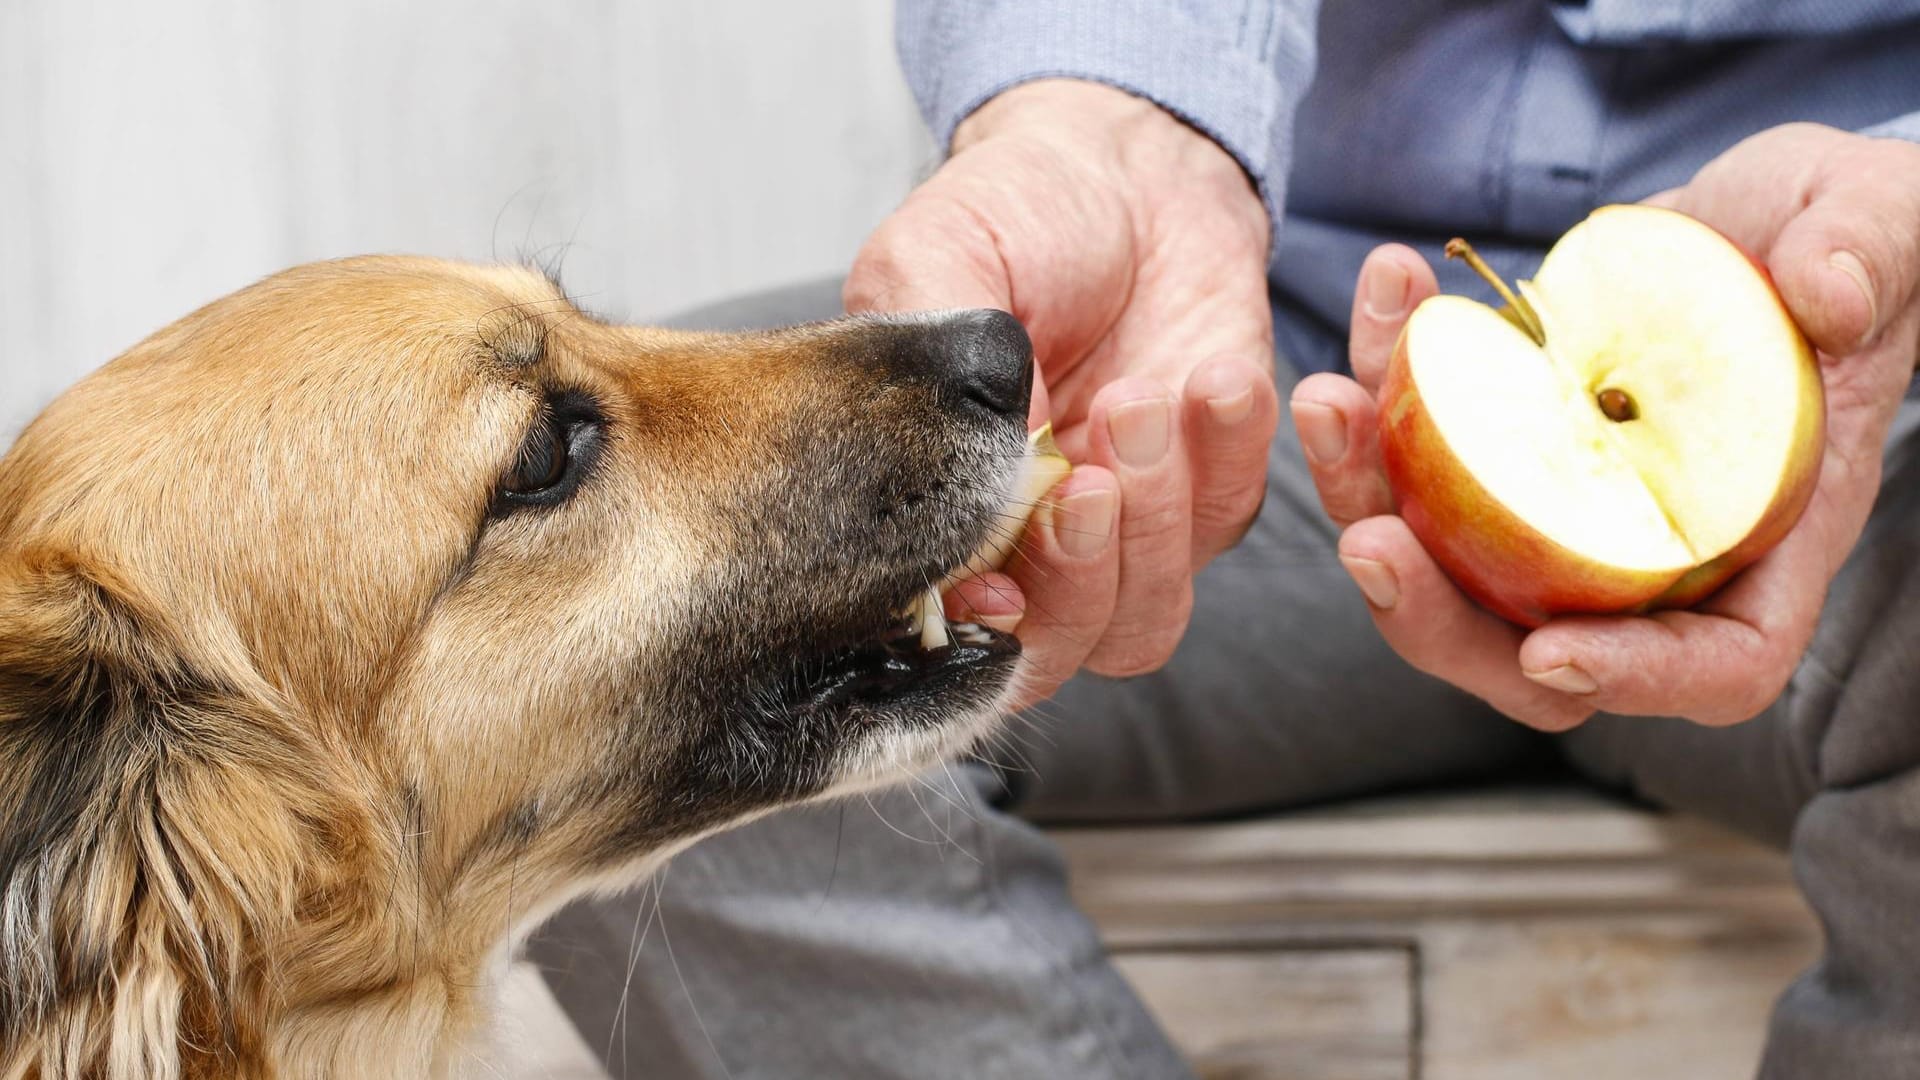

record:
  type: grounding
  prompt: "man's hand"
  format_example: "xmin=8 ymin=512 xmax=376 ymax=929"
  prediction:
xmin=847 ymin=80 xmax=1278 ymax=706
xmin=1293 ymin=123 xmax=1920 ymax=731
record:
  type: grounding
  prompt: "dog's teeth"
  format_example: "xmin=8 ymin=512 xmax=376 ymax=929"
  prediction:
xmin=914 ymin=585 xmax=950 ymax=650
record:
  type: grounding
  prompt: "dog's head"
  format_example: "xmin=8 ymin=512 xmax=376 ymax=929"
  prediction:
xmin=0 ymin=258 xmax=1037 ymax=1074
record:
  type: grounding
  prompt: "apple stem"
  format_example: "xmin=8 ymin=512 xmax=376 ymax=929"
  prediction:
xmin=1444 ymin=238 xmax=1546 ymax=347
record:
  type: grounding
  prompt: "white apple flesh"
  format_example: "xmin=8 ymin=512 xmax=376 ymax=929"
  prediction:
xmin=1379 ymin=205 xmax=1825 ymax=627
xmin=908 ymin=425 xmax=1071 ymax=648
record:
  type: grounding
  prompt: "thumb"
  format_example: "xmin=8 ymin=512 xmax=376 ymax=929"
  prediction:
xmin=844 ymin=192 xmax=1013 ymax=316
xmin=1768 ymin=167 xmax=1920 ymax=358
xmin=1029 ymin=368 xmax=1053 ymax=432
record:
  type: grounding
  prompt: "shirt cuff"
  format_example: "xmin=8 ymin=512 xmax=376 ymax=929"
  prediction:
xmin=901 ymin=0 xmax=1307 ymax=255
xmin=1863 ymin=112 xmax=1920 ymax=144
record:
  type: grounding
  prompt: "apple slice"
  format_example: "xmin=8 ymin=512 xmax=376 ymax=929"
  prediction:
xmin=909 ymin=424 xmax=1071 ymax=648
xmin=1378 ymin=204 xmax=1824 ymax=627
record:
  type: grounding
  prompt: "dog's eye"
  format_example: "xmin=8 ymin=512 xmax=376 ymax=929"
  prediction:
xmin=505 ymin=416 xmax=569 ymax=495
xmin=496 ymin=394 xmax=604 ymax=510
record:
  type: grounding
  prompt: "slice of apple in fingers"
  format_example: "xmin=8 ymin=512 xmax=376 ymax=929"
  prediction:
xmin=1379 ymin=204 xmax=1825 ymax=627
xmin=910 ymin=425 xmax=1072 ymax=649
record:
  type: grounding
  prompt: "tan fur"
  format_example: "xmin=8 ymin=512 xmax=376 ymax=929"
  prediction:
xmin=0 ymin=258 xmax=1023 ymax=1078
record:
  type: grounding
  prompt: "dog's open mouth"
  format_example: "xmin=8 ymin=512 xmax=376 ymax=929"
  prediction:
xmin=785 ymin=532 xmax=1029 ymax=716
xmin=793 ymin=611 xmax=1020 ymax=716
xmin=781 ymin=427 xmax=1067 ymax=716
xmin=897 ymin=425 xmax=1069 ymax=650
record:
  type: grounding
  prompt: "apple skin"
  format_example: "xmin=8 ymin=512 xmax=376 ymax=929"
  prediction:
xmin=1375 ymin=274 xmax=1824 ymax=628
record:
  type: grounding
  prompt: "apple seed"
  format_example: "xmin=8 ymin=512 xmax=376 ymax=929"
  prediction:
xmin=1596 ymin=388 xmax=1638 ymax=422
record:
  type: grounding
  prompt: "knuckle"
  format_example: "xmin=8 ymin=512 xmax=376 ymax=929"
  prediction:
xmin=1370 ymin=613 xmax=1432 ymax=661
xmin=1746 ymin=668 xmax=1795 ymax=722
xmin=1119 ymin=498 xmax=1189 ymax=547
xmin=1699 ymin=701 xmax=1756 ymax=728
xmin=843 ymin=245 xmax=908 ymax=311
xmin=1760 ymin=122 xmax=1846 ymax=162
xmin=1192 ymin=482 xmax=1266 ymax=538
xmin=1087 ymin=603 xmax=1192 ymax=677
xmin=1319 ymin=478 xmax=1391 ymax=533
xmin=1778 ymin=121 xmax=1839 ymax=144
xmin=1086 ymin=636 xmax=1179 ymax=678
xmin=1526 ymin=701 xmax=1592 ymax=733
xmin=1691 ymin=673 xmax=1787 ymax=727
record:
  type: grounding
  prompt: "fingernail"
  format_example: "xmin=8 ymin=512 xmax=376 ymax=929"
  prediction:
xmin=1206 ymin=386 xmax=1255 ymax=427
xmin=1054 ymin=488 xmax=1116 ymax=560
xmin=1339 ymin=555 xmax=1399 ymax=610
xmin=1829 ymin=250 xmax=1879 ymax=348
xmin=1292 ymin=401 xmax=1347 ymax=465
xmin=1109 ymin=397 xmax=1171 ymax=468
xmin=1364 ymin=258 xmax=1411 ymax=320
xmin=1525 ymin=663 xmax=1599 ymax=696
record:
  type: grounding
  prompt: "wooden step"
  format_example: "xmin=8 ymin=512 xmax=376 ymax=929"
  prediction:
xmin=1053 ymin=787 xmax=1820 ymax=1080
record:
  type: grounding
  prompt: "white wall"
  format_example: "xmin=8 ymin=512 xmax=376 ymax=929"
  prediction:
xmin=0 ymin=0 xmax=932 ymax=445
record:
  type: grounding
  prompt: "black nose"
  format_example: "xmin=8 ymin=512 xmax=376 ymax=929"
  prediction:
xmin=932 ymin=309 xmax=1034 ymax=418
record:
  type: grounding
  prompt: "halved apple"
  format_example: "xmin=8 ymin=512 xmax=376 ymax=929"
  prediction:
xmin=1378 ymin=204 xmax=1824 ymax=627
xmin=908 ymin=424 xmax=1072 ymax=648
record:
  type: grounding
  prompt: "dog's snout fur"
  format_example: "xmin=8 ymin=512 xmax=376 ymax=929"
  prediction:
xmin=0 ymin=257 xmax=1031 ymax=1078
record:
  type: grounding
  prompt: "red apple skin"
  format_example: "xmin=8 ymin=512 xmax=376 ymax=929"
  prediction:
xmin=1376 ymin=331 xmax=1681 ymax=628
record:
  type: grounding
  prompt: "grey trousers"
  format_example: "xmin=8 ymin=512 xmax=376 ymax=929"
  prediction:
xmin=529 ymin=280 xmax=1920 ymax=1079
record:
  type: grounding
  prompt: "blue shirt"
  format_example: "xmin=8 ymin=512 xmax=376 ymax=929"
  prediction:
xmin=895 ymin=1 xmax=1920 ymax=372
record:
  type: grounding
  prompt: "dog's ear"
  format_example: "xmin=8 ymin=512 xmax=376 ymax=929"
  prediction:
xmin=0 ymin=547 xmax=329 ymax=1075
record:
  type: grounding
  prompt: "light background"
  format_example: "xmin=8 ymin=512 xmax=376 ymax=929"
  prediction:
xmin=0 ymin=0 xmax=932 ymax=445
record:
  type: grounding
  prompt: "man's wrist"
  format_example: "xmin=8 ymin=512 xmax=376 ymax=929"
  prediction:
xmin=953 ymin=79 xmax=1162 ymax=153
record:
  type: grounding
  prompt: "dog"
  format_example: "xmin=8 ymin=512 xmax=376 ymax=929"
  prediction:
xmin=0 ymin=256 xmax=1037 ymax=1078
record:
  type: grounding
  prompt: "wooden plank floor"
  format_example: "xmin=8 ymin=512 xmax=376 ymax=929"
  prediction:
xmin=1054 ymin=788 xmax=1821 ymax=1080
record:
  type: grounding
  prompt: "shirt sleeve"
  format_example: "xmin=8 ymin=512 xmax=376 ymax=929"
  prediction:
xmin=1863 ymin=111 xmax=1920 ymax=144
xmin=895 ymin=0 xmax=1322 ymax=250
xmin=1550 ymin=0 xmax=1920 ymax=44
